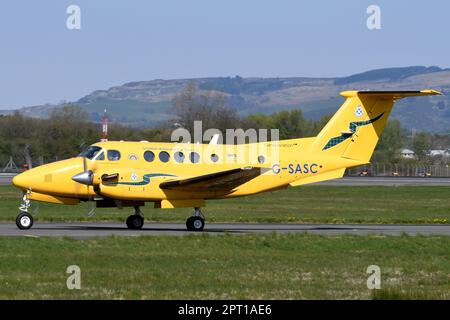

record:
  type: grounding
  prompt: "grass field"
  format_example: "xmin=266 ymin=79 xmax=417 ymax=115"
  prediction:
xmin=0 ymin=234 xmax=448 ymax=299
xmin=0 ymin=185 xmax=449 ymax=224
xmin=1 ymin=185 xmax=449 ymax=300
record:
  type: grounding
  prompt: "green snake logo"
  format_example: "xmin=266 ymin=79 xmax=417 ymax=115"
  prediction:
xmin=322 ymin=112 xmax=384 ymax=151
xmin=107 ymin=173 xmax=176 ymax=186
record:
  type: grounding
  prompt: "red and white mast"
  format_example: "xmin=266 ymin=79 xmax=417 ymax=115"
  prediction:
xmin=101 ymin=108 xmax=108 ymax=142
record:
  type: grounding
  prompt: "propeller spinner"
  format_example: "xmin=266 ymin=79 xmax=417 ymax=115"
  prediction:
xmin=71 ymin=157 xmax=94 ymax=185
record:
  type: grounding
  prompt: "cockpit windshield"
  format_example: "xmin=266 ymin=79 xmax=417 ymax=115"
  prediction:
xmin=79 ymin=146 xmax=103 ymax=160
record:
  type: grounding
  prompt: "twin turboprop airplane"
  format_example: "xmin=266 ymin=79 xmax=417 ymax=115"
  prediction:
xmin=12 ymin=90 xmax=441 ymax=231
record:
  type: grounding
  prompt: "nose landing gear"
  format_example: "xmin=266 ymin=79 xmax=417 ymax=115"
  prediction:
xmin=16 ymin=192 xmax=33 ymax=230
xmin=186 ymin=207 xmax=205 ymax=232
xmin=16 ymin=212 xmax=33 ymax=230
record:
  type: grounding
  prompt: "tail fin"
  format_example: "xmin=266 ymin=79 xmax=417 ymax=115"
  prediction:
xmin=312 ymin=90 xmax=442 ymax=163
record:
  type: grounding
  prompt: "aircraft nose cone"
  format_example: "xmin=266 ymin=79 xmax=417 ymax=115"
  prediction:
xmin=12 ymin=172 xmax=29 ymax=189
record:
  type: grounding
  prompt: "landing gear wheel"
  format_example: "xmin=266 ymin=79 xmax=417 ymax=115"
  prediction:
xmin=126 ymin=215 xmax=144 ymax=230
xmin=16 ymin=212 xmax=33 ymax=230
xmin=186 ymin=216 xmax=205 ymax=232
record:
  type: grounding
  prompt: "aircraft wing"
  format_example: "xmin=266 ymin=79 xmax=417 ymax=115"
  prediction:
xmin=159 ymin=167 xmax=262 ymax=192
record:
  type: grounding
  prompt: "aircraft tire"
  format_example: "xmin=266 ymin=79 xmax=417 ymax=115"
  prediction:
xmin=126 ymin=215 xmax=144 ymax=230
xmin=186 ymin=216 xmax=204 ymax=232
xmin=16 ymin=212 xmax=33 ymax=230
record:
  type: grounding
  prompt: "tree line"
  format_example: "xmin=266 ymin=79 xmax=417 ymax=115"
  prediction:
xmin=0 ymin=83 xmax=448 ymax=168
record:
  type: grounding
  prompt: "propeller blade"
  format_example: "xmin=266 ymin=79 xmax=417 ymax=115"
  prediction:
xmin=87 ymin=201 xmax=96 ymax=217
xmin=32 ymin=202 xmax=39 ymax=215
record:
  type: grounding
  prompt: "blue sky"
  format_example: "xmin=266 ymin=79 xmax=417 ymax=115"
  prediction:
xmin=0 ymin=0 xmax=448 ymax=108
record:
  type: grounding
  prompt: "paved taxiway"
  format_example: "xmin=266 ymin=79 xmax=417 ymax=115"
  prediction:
xmin=0 ymin=173 xmax=15 ymax=185
xmin=0 ymin=222 xmax=449 ymax=239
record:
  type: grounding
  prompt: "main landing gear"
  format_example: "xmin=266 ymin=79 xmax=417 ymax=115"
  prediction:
xmin=16 ymin=192 xmax=33 ymax=230
xmin=186 ymin=207 xmax=205 ymax=232
xmin=125 ymin=206 xmax=205 ymax=231
xmin=126 ymin=206 xmax=144 ymax=230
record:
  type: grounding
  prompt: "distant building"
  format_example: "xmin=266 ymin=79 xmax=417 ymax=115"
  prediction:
xmin=401 ymin=149 xmax=450 ymax=159
xmin=400 ymin=148 xmax=415 ymax=159
xmin=428 ymin=149 xmax=450 ymax=158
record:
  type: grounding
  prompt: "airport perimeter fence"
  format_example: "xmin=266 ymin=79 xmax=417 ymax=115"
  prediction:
xmin=2 ymin=154 xmax=450 ymax=177
xmin=346 ymin=163 xmax=450 ymax=177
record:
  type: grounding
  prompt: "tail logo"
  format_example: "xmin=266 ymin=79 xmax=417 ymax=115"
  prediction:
xmin=354 ymin=105 xmax=364 ymax=117
xmin=322 ymin=112 xmax=385 ymax=151
xmin=106 ymin=173 xmax=176 ymax=186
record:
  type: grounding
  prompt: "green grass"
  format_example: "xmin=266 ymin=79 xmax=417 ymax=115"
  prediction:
xmin=0 ymin=185 xmax=449 ymax=224
xmin=0 ymin=234 xmax=448 ymax=299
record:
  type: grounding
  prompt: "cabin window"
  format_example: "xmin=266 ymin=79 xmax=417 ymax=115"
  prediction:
xmin=174 ymin=151 xmax=185 ymax=163
xmin=210 ymin=154 xmax=219 ymax=163
xmin=144 ymin=151 xmax=155 ymax=162
xmin=107 ymin=150 xmax=121 ymax=161
xmin=159 ymin=151 xmax=170 ymax=163
xmin=189 ymin=152 xmax=200 ymax=164
xmin=79 ymin=146 xmax=102 ymax=160
xmin=95 ymin=151 xmax=105 ymax=161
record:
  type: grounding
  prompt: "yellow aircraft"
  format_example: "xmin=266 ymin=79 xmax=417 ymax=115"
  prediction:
xmin=12 ymin=90 xmax=441 ymax=231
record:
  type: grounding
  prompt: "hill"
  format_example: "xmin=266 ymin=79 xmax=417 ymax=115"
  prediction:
xmin=2 ymin=66 xmax=450 ymax=132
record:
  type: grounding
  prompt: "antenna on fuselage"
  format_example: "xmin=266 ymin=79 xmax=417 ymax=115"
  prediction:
xmin=101 ymin=108 xmax=108 ymax=142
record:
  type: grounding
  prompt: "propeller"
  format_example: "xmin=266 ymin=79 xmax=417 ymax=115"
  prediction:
xmin=71 ymin=157 xmax=94 ymax=185
xmin=31 ymin=201 xmax=39 ymax=215
xmin=87 ymin=201 xmax=96 ymax=217
xmin=72 ymin=157 xmax=119 ymax=185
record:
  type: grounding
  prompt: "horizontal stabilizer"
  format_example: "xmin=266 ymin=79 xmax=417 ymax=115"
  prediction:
xmin=341 ymin=89 xmax=442 ymax=99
